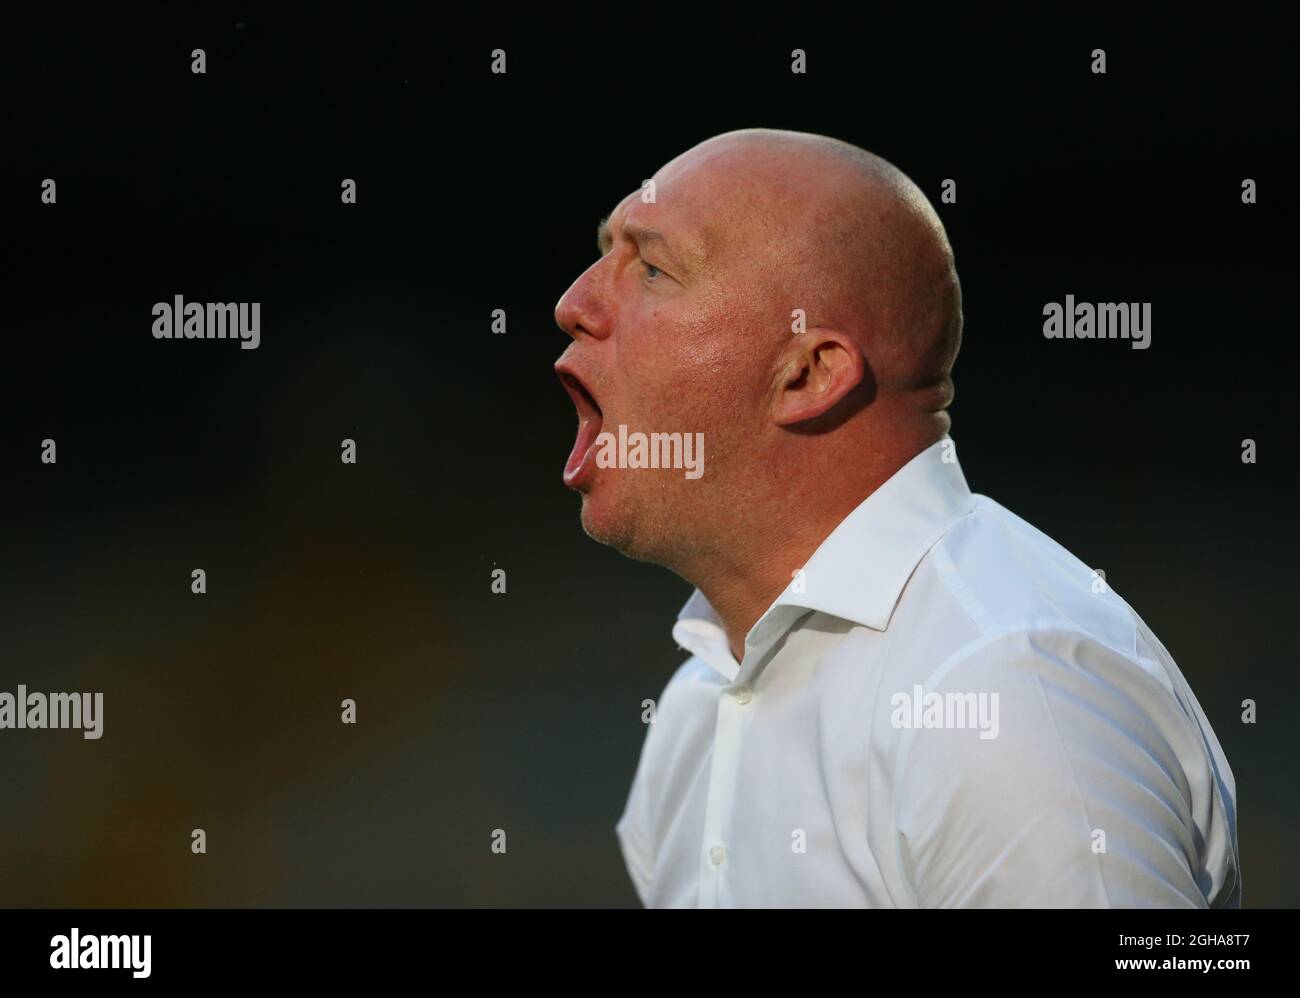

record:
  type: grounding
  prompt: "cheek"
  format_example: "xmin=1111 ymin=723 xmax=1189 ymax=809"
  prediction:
xmin=622 ymin=340 xmax=721 ymax=428
xmin=616 ymin=296 xmax=758 ymax=425
xmin=682 ymin=311 xmax=767 ymax=420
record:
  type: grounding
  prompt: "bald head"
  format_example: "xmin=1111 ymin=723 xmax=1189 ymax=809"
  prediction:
xmin=659 ymin=128 xmax=962 ymax=412
xmin=554 ymin=127 xmax=964 ymax=590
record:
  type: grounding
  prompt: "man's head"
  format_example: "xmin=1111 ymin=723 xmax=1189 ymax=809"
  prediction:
xmin=554 ymin=128 xmax=962 ymax=577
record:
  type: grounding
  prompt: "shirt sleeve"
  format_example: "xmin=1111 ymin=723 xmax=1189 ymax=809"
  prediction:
xmin=615 ymin=801 xmax=653 ymax=907
xmin=893 ymin=627 xmax=1217 ymax=908
xmin=614 ymin=706 xmax=660 ymax=907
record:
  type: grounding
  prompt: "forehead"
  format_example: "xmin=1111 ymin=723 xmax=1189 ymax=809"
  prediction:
xmin=600 ymin=144 xmax=818 ymax=268
xmin=599 ymin=176 xmax=718 ymax=265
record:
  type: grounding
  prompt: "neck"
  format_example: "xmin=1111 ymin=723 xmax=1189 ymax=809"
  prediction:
xmin=680 ymin=484 xmax=878 ymax=664
xmin=667 ymin=418 xmax=942 ymax=663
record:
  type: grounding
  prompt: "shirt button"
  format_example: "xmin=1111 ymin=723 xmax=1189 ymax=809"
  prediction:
xmin=732 ymin=684 xmax=753 ymax=705
xmin=709 ymin=845 xmax=726 ymax=866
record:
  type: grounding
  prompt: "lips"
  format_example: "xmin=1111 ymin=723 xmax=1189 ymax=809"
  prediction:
xmin=557 ymin=367 xmax=604 ymax=487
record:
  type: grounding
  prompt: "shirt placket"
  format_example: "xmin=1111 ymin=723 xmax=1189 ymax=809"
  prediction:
xmin=696 ymin=613 xmax=796 ymax=907
xmin=697 ymin=677 xmax=751 ymax=907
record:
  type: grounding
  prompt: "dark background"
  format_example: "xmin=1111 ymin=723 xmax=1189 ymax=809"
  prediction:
xmin=2 ymin=8 xmax=1296 ymax=906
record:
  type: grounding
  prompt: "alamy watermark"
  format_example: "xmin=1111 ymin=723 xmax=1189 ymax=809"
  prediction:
xmin=1043 ymin=295 xmax=1151 ymax=350
xmin=50 ymin=929 xmax=150 ymax=978
xmin=0 ymin=685 xmax=103 ymax=739
xmin=890 ymin=684 xmax=999 ymax=740
xmin=152 ymin=294 xmax=261 ymax=349
xmin=593 ymin=424 xmax=704 ymax=479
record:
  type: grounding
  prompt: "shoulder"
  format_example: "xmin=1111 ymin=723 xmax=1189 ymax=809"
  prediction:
xmin=874 ymin=492 xmax=1178 ymax=711
xmin=909 ymin=493 xmax=1146 ymax=654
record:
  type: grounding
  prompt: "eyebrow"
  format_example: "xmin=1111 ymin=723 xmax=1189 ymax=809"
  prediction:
xmin=596 ymin=215 xmax=696 ymax=274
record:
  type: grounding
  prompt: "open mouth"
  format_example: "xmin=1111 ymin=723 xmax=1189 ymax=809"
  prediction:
xmin=558 ymin=370 xmax=604 ymax=485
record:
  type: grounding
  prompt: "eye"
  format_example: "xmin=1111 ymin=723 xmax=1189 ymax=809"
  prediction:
xmin=642 ymin=260 xmax=663 ymax=281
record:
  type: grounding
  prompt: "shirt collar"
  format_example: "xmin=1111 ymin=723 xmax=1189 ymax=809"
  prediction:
xmin=672 ymin=436 xmax=976 ymax=682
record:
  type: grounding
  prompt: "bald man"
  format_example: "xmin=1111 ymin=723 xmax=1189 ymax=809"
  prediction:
xmin=554 ymin=129 xmax=1240 ymax=908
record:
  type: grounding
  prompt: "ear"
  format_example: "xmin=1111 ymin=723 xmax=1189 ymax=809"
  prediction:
xmin=770 ymin=329 xmax=866 ymax=426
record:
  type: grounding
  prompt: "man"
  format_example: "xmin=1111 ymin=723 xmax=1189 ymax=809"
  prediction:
xmin=553 ymin=128 xmax=1240 ymax=908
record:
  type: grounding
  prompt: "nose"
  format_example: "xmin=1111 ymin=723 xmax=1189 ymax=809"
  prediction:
xmin=554 ymin=259 xmax=612 ymax=342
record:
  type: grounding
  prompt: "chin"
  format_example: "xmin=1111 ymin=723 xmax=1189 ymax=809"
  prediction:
xmin=579 ymin=492 xmax=628 ymax=546
xmin=578 ymin=491 xmax=656 ymax=563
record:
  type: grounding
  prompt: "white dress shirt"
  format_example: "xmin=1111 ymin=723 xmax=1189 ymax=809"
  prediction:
xmin=615 ymin=436 xmax=1240 ymax=907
